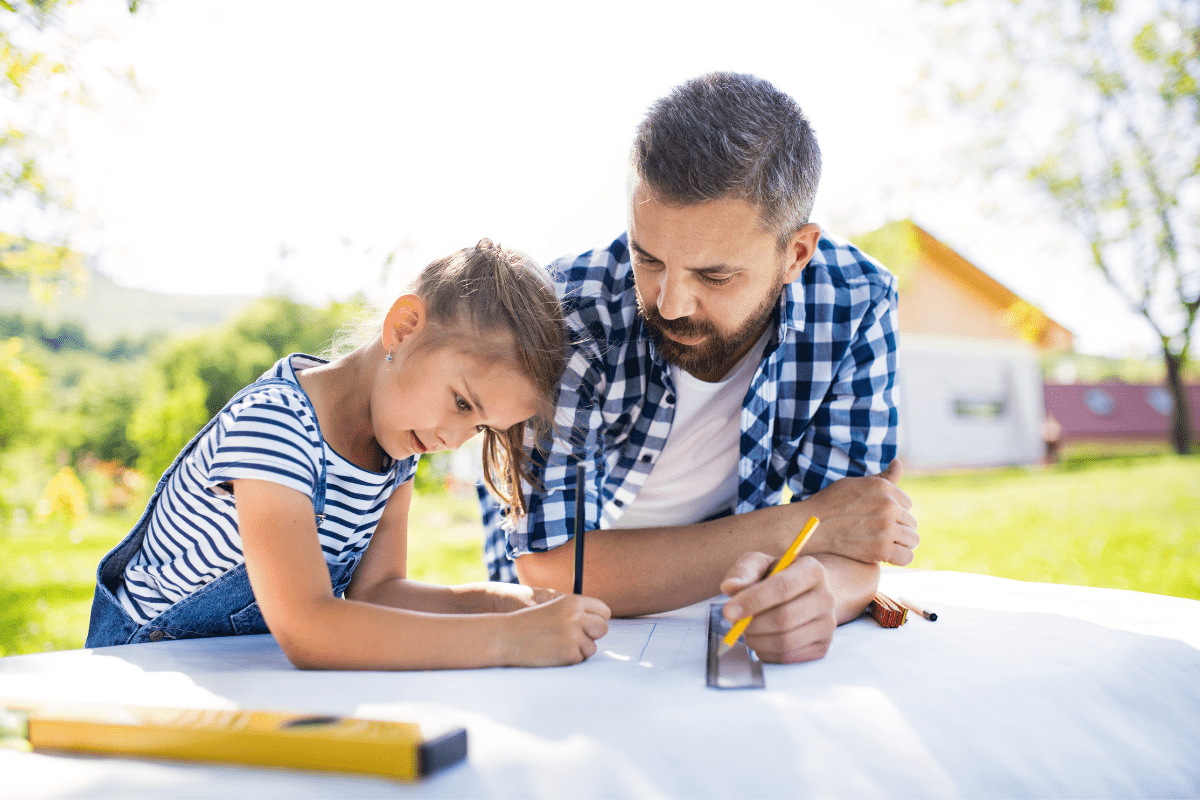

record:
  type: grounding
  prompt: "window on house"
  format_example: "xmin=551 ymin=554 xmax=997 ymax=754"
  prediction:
xmin=1084 ymin=389 xmax=1116 ymax=416
xmin=953 ymin=398 xmax=1007 ymax=419
xmin=1146 ymin=387 xmax=1173 ymax=416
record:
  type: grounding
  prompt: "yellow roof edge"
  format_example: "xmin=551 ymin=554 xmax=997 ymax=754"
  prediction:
xmin=884 ymin=219 xmax=1074 ymax=350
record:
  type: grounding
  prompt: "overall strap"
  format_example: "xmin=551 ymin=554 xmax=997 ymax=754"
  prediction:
xmin=220 ymin=376 xmax=329 ymax=522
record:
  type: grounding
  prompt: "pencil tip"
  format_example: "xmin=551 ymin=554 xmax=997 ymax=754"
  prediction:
xmin=717 ymin=642 xmax=731 ymax=657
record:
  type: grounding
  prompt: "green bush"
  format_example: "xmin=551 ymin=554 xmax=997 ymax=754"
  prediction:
xmin=124 ymin=295 xmax=363 ymax=477
xmin=128 ymin=368 xmax=210 ymax=479
xmin=0 ymin=337 xmax=39 ymax=451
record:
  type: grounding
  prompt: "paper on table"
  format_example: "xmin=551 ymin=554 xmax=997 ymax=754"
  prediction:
xmin=594 ymin=613 xmax=708 ymax=670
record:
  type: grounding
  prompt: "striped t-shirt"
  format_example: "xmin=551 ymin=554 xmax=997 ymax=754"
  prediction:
xmin=117 ymin=354 xmax=418 ymax=625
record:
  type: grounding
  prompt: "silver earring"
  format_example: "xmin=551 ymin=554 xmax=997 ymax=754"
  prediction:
xmin=385 ymin=349 xmax=393 ymax=363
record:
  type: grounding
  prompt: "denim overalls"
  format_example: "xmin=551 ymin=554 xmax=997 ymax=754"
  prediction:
xmin=85 ymin=377 xmax=360 ymax=648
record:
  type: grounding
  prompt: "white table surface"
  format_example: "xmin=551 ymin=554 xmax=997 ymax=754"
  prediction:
xmin=3 ymin=569 xmax=1199 ymax=799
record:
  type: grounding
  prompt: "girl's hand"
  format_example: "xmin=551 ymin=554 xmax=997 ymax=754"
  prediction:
xmin=501 ymin=594 xmax=611 ymax=666
xmin=477 ymin=582 xmax=561 ymax=613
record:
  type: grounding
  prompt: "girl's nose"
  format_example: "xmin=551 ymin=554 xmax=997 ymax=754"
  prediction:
xmin=439 ymin=422 xmax=476 ymax=451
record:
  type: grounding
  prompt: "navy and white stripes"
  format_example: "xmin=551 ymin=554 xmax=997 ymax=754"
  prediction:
xmin=118 ymin=354 xmax=417 ymax=624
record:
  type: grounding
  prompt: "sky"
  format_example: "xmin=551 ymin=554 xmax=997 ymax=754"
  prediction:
xmin=18 ymin=0 xmax=1164 ymax=356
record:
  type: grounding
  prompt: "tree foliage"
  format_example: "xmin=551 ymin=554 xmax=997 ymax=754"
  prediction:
xmin=0 ymin=337 xmax=38 ymax=449
xmin=129 ymin=296 xmax=358 ymax=477
xmin=926 ymin=0 xmax=1200 ymax=453
xmin=1 ymin=293 xmax=362 ymax=508
xmin=1 ymin=0 xmax=136 ymax=284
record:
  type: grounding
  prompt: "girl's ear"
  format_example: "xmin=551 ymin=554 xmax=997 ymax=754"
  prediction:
xmin=382 ymin=294 xmax=428 ymax=355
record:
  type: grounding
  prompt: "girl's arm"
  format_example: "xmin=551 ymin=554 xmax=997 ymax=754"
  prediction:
xmin=234 ymin=478 xmax=609 ymax=671
xmin=345 ymin=481 xmax=558 ymax=615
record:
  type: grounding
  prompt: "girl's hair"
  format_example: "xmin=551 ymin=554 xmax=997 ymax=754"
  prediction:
xmin=350 ymin=239 xmax=565 ymax=521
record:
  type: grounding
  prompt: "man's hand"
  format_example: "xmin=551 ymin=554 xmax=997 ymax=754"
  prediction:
xmin=803 ymin=459 xmax=918 ymax=565
xmin=719 ymin=553 xmax=837 ymax=664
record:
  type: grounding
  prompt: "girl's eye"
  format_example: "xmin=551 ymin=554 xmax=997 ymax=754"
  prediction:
xmin=455 ymin=395 xmax=472 ymax=413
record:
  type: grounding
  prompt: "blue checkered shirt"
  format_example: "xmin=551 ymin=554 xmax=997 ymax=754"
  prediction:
xmin=481 ymin=230 xmax=898 ymax=582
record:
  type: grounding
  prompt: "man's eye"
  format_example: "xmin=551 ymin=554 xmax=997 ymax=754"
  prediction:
xmin=699 ymin=273 xmax=733 ymax=286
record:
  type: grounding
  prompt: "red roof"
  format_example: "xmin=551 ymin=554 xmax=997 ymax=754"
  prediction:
xmin=1044 ymin=383 xmax=1200 ymax=438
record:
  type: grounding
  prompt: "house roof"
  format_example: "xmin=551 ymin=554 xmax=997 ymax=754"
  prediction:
xmin=853 ymin=219 xmax=1074 ymax=351
xmin=1044 ymin=383 xmax=1200 ymax=438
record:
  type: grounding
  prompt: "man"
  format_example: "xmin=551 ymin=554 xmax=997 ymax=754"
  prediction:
xmin=481 ymin=72 xmax=917 ymax=663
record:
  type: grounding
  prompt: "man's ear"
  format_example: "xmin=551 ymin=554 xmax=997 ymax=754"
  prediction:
xmin=381 ymin=294 xmax=427 ymax=356
xmin=782 ymin=223 xmax=822 ymax=285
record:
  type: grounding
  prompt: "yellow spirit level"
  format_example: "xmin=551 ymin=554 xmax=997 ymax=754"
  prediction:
xmin=0 ymin=702 xmax=467 ymax=782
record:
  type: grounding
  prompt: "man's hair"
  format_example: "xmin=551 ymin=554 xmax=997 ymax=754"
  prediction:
xmin=631 ymin=72 xmax=822 ymax=249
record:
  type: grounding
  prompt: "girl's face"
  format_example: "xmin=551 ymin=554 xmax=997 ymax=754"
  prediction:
xmin=369 ymin=337 xmax=539 ymax=462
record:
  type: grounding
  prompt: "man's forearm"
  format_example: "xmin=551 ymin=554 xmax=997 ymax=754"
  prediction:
xmin=514 ymin=503 xmax=809 ymax=617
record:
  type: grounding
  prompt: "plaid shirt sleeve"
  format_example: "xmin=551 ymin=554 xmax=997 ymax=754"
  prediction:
xmin=788 ymin=241 xmax=899 ymax=499
xmin=481 ymin=239 xmax=628 ymax=581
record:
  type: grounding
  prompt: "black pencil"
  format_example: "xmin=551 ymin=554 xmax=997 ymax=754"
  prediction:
xmin=573 ymin=462 xmax=585 ymax=595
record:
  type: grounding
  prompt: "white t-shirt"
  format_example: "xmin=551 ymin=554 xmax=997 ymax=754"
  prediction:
xmin=609 ymin=330 xmax=771 ymax=530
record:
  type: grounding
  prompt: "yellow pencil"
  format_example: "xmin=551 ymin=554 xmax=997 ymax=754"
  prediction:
xmin=719 ymin=516 xmax=820 ymax=656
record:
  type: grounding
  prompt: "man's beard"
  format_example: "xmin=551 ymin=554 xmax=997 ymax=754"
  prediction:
xmin=636 ymin=276 xmax=783 ymax=381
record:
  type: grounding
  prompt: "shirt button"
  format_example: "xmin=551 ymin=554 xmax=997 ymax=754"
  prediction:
xmin=614 ymin=499 xmax=624 ymax=507
xmin=666 ymin=394 xmax=676 ymax=404
xmin=640 ymin=455 xmax=652 ymax=463
xmin=148 ymin=629 xmax=164 ymax=642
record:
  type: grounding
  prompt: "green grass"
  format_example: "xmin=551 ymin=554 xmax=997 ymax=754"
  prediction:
xmin=2 ymin=456 xmax=1197 ymax=657
xmin=905 ymin=455 xmax=1200 ymax=599
xmin=404 ymin=489 xmax=489 ymax=585
xmin=0 ymin=507 xmax=144 ymax=657
xmin=0 ymin=490 xmax=489 ymax=658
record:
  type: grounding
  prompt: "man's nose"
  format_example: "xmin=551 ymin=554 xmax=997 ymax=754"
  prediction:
xmin=656 ymin=268 xmax=697 ymax=320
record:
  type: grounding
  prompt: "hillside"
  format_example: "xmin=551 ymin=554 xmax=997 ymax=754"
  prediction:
xmin=0 ymin=270 xmax=256 ymax=343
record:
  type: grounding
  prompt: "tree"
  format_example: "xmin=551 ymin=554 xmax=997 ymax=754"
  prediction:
xmin=128 ymin=296 xmax=360 ymax=476
xmin=925 ymin=0 xmax=1199 ymax=454
xmin=1 ymin=0 xmax=137 ymax=283
xmin=0 ymin=337 xmax=38 ymax=450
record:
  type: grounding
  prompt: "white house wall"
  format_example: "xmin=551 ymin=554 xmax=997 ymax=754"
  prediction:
xmin=897 ymin=334 xmax=1046 ymax=470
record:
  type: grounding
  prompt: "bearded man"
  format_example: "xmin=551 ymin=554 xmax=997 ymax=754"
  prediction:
xmin=481 ymin=72 xmax=918 ymax=663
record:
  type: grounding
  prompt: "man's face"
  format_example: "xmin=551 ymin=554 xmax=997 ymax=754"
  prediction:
xmin=628 ymin=182 xmax=812 ymax=382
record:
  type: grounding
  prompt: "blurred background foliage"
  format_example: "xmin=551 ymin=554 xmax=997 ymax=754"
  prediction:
xmin=0 ymin=288 xmax=475 ymax=656
xmin=0 ymin=294 xmax=360 ymax=490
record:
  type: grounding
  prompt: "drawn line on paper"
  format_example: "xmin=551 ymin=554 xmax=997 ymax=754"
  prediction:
xmin=637 ymin=622 xmax=658 ymax=663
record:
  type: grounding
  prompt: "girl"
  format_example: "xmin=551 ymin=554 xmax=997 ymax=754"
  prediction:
xmin=86 ymin=240 xmax=610 ymax=670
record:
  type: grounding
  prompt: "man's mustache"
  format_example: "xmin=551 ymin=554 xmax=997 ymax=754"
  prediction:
xmin=642 ymin=306 xmax=717 ymax=339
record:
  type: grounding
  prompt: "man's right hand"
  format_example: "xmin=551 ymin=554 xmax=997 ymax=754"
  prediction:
xmin=801 ymin=459 xmax=918 ymax=565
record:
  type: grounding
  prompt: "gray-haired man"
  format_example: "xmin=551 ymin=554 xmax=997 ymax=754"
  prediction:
xmin=482 ymin=72 xmax=917 ymax=663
